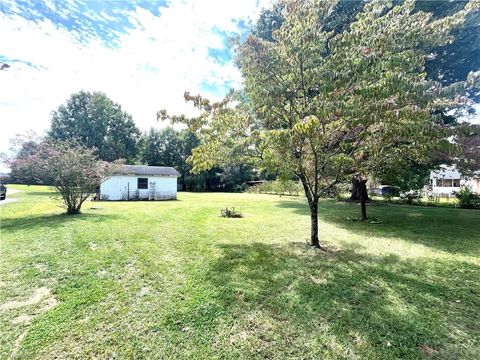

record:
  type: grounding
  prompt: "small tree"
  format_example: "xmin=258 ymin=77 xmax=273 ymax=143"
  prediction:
xmin=160 ymin=0 xmax=480 ymax=248
xmin=9 ymin=140 xmax=121 ymax=214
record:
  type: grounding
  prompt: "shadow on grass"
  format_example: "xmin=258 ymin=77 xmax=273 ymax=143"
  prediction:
xmin=19 ymin=191 xmax=58 ymax=196
xmin=276 ymin=198 xmax=480 ymax=256
xmin=188 ymin=243 xmax=479 ymax=359
xmin=0 ymin=212 xmax=120 ymax=233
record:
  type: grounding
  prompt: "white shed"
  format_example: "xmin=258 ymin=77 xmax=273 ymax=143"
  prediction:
xmin=100 ymin=165 xmax=180 ymax=201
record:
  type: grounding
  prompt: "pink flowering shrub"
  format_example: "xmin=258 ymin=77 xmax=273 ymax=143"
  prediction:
xmin=9 ymin=140 xmax=122 ymax=214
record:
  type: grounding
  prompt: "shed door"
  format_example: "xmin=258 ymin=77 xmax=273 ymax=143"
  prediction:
xmin=149 ymin=181 xmax=156 ymax=191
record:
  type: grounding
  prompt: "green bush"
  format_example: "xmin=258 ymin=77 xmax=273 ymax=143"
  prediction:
xmin=382 ymin=193 xmax=394 ymax=202
xmin=400 ymin=191 xmax=422 ymax=205
xmin=220 ymin=207 xmax=242 ymax=218
xmin=455 ymin=186 xmax=479 ymax=209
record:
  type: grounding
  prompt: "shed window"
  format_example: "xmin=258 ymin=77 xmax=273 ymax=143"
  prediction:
xmin=137 ymin=178 xmax=148 ymax=189
xmin=453 ymin=179 xmax=460 ymax=187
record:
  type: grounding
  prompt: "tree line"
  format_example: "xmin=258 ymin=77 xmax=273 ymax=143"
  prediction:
xmin=7 ymin=90 xmax=261 ymax=192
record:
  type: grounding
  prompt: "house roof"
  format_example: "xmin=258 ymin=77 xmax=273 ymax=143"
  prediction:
xmin=115 ymin=165 xmax=180 ymax=177
xmin=430 ymin=168 xmax=462 ymax=179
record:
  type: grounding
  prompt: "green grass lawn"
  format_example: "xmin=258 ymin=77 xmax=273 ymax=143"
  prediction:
xmin=1 ymin=185 xmax=479 ymax=359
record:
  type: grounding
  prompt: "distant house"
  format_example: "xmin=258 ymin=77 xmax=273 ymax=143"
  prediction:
xmin=429 ymin=167 xmax=480 ymax=195
xmin=100 ymin=165 xmax=180 ymax=201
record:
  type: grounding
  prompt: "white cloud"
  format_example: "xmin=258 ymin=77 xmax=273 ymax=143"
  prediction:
xmin=0 ymin=0 xmax=272 ymax=166
xmin=469 ymin=103 xmax=480 ymax=125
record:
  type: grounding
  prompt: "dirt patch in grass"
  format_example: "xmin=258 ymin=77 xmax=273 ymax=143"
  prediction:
xmin=0 ymin=287 xmax=52 ymax=311
xmin=10 ymin=330 xmax=28 ymax=360
xmin=1 ymin=286 xmax=59 ymax=359
xmin=12 ymin=314 xmax=34 ymax=325
xmin=419 ymin=344 xmax=438 ymax=357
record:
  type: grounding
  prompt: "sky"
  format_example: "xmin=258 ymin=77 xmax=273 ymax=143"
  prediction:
xmin=1 ymin=0 xmax=479 ymax=174
xmin=0 ymin=0 xmax=272 ymax=169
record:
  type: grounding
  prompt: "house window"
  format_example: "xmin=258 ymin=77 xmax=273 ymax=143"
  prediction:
xmin=437 ymin=179 xmax=453 ymax=187
xmin=453 ymin=179 xmax=460 ymax=187
xmin=137 ymin=178 xmax=148 ymax=189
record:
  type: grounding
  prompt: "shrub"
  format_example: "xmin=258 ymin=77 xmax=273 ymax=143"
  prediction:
xmin=220 ymin=207 xmax=242 ymax=218
xmin=382 ymin=193 xmax=394 ymax=202
xmin=8 ymin=140 xmax=122 ymax=214
xmin=455 ymin=186 xmax=479 ymax=209
xmin=427 ymin=193 xmax=442 ymax=204
xmin=401 ymin=190 xmax=422 ymax=205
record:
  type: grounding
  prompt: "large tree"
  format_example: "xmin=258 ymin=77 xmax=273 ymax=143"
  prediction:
xmin=49 ymin=91 xmax=141 ymax=163
xmin=455 ymin=123 xmax=480 ymax=176
xmin=160 ymin=0 xmax=479 ymax=248
xmin=418 ymin=0 xmax=480 ymax=90
xmin=139 ymin=127 xmax=184 ymax=168
xmin=256 ymin=0 xmax=480 ymax=206
xmin=139 ymin=127 xmax=202 ymax=190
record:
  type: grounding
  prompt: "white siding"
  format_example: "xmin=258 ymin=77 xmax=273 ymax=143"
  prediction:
xmin=429 ymin=167 xmax=480 ymax=195
xmin=473 ymin=179 xmax=480 ymax=194
xmin=100 ymin=175 xmax=177 ymax=200
xmin=431 ymin=178 xmax=479 ymax=195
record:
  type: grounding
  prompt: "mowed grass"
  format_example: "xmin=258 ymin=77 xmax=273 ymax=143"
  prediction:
xmin=0 ymin=185 xmax=479 ymax=359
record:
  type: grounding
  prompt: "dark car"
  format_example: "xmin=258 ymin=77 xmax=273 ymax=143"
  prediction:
xmin=0 ymin=182 xmax=6 ymax=200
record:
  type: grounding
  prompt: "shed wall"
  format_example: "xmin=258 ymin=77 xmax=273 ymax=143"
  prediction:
xmin=100 ymin=175 xmax=177 ymax=200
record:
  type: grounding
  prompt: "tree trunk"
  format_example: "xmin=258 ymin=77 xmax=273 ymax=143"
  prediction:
xmin=309 ymin=200 xmax=320 ymax=248
xmin=350 ymin=178 xmax=361 ymax=201
xmin=298 ymin=175 xmax=326 ymax=250
xmin=67 ymin=206 xmax=81 ymax=215
xmin=350 ymin=178 xmax=369 ymax=202
xmin=359 ymin=179 xmax=368 ymax=221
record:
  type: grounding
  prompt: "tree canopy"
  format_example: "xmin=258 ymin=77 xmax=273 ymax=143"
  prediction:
xmin=139 ymin=127 xmax=185 ymax=168
xmin=49 ymin=91 xmax=141 ymax=163
xmin=455 ymin=123 xmax=480 ymax=176
xmin=255 ymin=0 xmax=480 ymax=89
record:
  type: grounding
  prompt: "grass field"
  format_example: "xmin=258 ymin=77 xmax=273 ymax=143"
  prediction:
xmin=1 ymin=185 xmax=479 ymax=359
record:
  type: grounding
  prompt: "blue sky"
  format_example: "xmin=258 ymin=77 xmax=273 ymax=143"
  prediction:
xmin=0 ymin=0 xmax=271 ymax=162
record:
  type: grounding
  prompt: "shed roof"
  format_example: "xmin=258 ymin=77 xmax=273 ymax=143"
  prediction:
xmin=114 ymin=165 xmax=180 ymax=177
xmin=430 ymin=168 xmax=462 ymax=179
